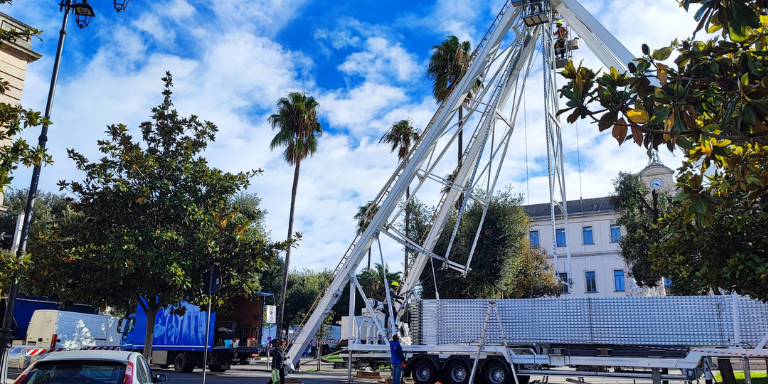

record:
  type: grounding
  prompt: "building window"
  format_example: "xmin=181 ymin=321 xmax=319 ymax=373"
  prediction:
xmin=610 ymin=224 xmax=621 ymax=243
xmin=582 ymin=226 xmax=594 ymax=245
xmin=614 ymin=270 xmax=625 ymax=292
xmin=556 ymin=228 xmax=566 ymax=247
xmin=529 ymin=231 xmax=539 ymax=247
xmin=559 ymin=272 xmax=569 ymax=294
xmin=585 ymin=271 xmax=597 ymax=293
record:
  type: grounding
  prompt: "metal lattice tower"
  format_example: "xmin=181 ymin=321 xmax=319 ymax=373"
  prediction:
xmin=286 ymin=0 xmax=636 ymax=362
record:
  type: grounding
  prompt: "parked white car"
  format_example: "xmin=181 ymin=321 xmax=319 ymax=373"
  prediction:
xmin=14 ymin=350 xmax=168 ymax=384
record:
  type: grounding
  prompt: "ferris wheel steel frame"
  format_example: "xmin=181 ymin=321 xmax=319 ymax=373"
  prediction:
xmin=286 ymin=0 xmax=635 ymax=363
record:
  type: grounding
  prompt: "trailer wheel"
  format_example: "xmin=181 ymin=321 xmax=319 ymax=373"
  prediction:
xmin=482 ymin=360 xmax=509 ymax=384
xmin=173 ymin=352 xmax=194 ymax=373
xmin=444 ymin=359 xmax=471 ymax=384
xmin=411 ymin=358 xmax=438 ymax=384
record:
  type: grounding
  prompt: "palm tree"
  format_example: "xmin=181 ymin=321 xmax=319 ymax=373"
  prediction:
xmin=354 ymin=201 xmax=378 ymax=269
xmin=426 ymin=36 xmax=479 ymax=167
xmin=358 ymin=263 xmax=402 ymax=300
xmin=268 ymin=91 xmax=323 ymax=338
xmin=380 ymin=120 xmax=420 ymax=280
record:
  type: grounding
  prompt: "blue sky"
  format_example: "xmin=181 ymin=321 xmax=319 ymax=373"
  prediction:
xmin=5 ymin=0 xmax=699 ymax=274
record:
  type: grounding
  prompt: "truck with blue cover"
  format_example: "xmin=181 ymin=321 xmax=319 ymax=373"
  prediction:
xmin=119 ymin=295 xmax=271 ymax=373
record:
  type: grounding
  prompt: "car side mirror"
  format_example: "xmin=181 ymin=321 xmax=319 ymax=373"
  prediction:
xmin=154 ymin=374 xmax=168 ymax=382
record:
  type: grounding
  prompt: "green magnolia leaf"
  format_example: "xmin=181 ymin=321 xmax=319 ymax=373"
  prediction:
xmin=732 ymin=0 xmax=760 ymax=28
xmin=727 ymin=4 xmax=749 ymax=42
xmin=653 ymin=47 xmax=673 ymax=61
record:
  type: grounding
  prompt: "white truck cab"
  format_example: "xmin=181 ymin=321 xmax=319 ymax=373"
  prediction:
xmin=25 ymin=310 xmax=122 ymax=350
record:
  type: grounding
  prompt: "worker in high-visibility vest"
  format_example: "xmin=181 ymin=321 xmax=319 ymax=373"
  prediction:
xmin=384 ymin=281 xmax=404 ymax=333
xmin=554 ymin=20 xmax=568 ymax=59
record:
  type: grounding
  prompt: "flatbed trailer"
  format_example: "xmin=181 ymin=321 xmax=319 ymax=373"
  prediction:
xmin=339 ymin=296 xmax=768 ymax=384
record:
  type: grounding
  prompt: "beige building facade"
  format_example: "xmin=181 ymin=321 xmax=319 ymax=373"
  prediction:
xmin=525 ymin=159 xmax=674 ymax=297
xmin=0 ymin=13 xmax=41 ymax=210
xmin=0 ymin=12 xmax=41 ymax=105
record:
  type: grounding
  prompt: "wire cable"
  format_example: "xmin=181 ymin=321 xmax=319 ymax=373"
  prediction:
xmin=575 ymin=119 xmax=583 ymax=200
xmin=524 ymin=89 xmax=530 ymax=205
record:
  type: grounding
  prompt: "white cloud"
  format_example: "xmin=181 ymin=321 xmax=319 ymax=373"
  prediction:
xmin=398 ymin=0 xmax=481 ymax=43
xmin=205 ymin=0 xmax=311 ymax=36
xmin=131 ymin=14 xmax=175 ymax=43
xmin=339 ymin=37 xmax=420 ymax=82
xmin=314 ymin=27 xmax=361 ymax=50
xmin=7 ymin=0 xmax=706 ymax=278
xmin=166 ymin=0 xmax=196 ymax=21
xmin=314 ymin=17 xmax=394 ymax=50
xmin=319 ymin=82 xmax=408 ymax=137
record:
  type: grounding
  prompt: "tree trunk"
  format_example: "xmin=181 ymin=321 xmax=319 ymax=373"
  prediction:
xmin=458 ymin=107 xmax=463 ymax=166
xmin=404 ymin=187 xmax=410 ymax=281
xmin=142 ymin=300 xmax=159 ymax=362
xmin=276 ymin=159 xmax=301 ymax=339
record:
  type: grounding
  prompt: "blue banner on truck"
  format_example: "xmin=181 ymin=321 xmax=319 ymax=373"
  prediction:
xmin=123 ymin=301 xmax=215 ymax=351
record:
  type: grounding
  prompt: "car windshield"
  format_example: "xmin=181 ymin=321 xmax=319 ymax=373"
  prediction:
xmin=19 ymin=360 xmax=126 ymax=384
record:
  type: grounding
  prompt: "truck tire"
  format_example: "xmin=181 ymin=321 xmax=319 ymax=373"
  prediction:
xmin=445 ymin=359 xmax=471 ymax=384
xmin=411 ymin=358 xmax=438 ymax=384
xmin=482 ymin=360 xmax=509 ymax=384
xmin=173 ymin=352 xmax=195 ymax=373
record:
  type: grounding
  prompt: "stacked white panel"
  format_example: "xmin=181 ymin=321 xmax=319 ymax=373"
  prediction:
xmin=418 ymin=296 xmax=768 ymax=347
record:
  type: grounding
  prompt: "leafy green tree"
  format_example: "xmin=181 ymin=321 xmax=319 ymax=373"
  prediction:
xmin=283 ymin=269 xmax=332 ymax=332
xmin=379 ymin=119 xmax=420 ymax=278
xmin=419 ymin=188 xmax=544 ymax=299
xmin=611 ymin=173 xmax=671 ymax=288
xmin=558 ymin=1 xmax=768 ymax=299
xmin=268 ymin=92 xmax=323 ymax=337
xmin=504 ymin=245 xmax=561 ymax=299
xmin=402 ymin=198 xmax=432 ymax=246
xmin=0 ymin=189 xmax=66 ymax=249
xmin=611 ymin=173 xmax=708 ymax=295
xmin=258 ymin=257 xmax=286 ymax=297
xmin=32 ymin=73 xmax=279 ymax=358
xmin=0 ymin=188 xmax=67 ymax=294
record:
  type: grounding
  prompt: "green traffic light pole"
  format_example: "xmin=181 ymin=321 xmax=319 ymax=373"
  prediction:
xmin=0 ymin=1 xmax=129 ymax=380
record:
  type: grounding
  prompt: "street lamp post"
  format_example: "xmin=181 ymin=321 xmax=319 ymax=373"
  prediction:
xmin=0 ymin=1 xmax=130 ymax=380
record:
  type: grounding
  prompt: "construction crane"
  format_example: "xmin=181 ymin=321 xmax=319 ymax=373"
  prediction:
xmin=286 ymin=0 xmax=635 ymax=363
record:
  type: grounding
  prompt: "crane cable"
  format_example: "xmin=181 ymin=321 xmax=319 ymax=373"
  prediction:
xmin=524 ymin=85 xmax=530 ymax=205
xmin=576 ymin=119 xmax=583 ymax=201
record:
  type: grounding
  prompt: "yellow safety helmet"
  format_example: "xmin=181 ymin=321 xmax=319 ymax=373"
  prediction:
xmin=556 ymin=20 xmax=563 ymax=25
xmin=391 ymin=281 xmax=400 ymax=287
